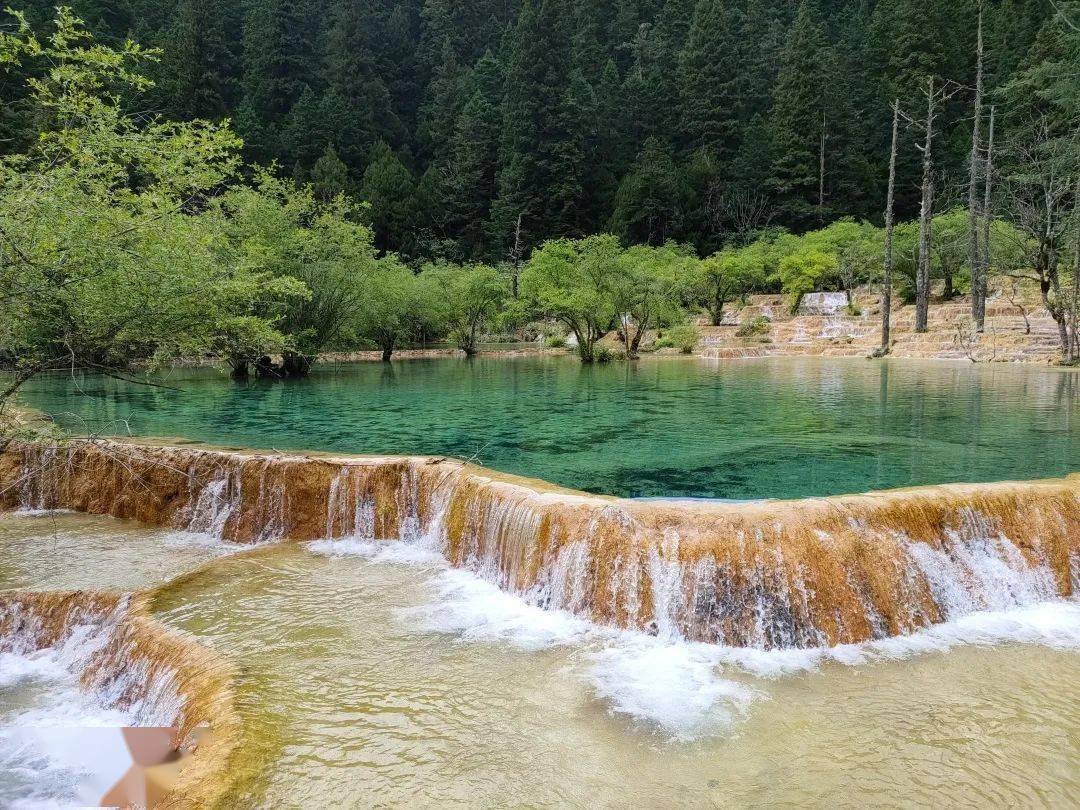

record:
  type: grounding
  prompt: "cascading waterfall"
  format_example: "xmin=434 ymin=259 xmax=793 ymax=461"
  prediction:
xmin=0 ymin=593 xmax=184 ymax=728
xmin=0 ymin=588 xmax=245 ymax=809
xmin=3 ymin=439 xmax=1078 ymax=650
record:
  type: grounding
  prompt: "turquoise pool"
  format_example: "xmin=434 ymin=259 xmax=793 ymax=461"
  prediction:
xmin=17 ymin=356 xmax=1080 ymax=499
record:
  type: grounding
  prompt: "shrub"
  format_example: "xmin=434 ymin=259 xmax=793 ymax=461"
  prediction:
xmin=594 ymin=345 xmax=624 ymax=362
xmin=735 ymin=315 xmax=771 ymax=338
xmin=667 ymin=323 xmax=700 ymax=354
xmin=544 ymin=334 xmax=567 ymax=349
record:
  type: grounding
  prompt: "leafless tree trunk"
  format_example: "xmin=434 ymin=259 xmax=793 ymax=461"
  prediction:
xmin=980 ymin=106 xmax=995 ymax=285
xmin=881 ymin=101 xmax=900 ymax=354
xmin=968 ymin=3 xmax=986 ymax=330
xmin=905 ymin=78 xmax=959 ymax=332
xmin=1006 ymin=278 xmax=1031 ymax=334
xmin=819 ymin=110 xmax=827 ymax=224
xmin=509 ymin=213 xmax=524 ymax=298
xmin=914 ymin=81 xmax=938 ymax=332
xmin=1071 ymin=177 xmax=1080 ymax=359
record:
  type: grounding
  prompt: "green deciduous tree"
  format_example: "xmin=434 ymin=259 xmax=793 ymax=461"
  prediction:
xmin=419 ymin=262 xmax=509 ymax=355
xmin=521 ymin=234 xmax=621 ymax=362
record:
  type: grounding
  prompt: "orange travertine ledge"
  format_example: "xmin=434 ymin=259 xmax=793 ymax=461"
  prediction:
xmin=3 ymin=438 xmax=1077 ymax=649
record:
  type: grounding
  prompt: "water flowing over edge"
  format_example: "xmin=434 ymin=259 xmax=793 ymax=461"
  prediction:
xmin=4 ymin=439 xmax=1078 ymax=648
xmin=1 ymin=437 xmax=1079 ymax=782
xmin=0 ymin=589 xmax=243 ymax=809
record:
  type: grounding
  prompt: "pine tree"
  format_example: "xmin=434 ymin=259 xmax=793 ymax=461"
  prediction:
xmin=311 ymin=144 xmax=352 ymax=202
xmin=360 ymin=142 xmax=417 ymax=253
xmin=767 ymin=0 xmax=838 ymax=228
xmin=323 ymin=0 xmax=407 ymax=161
xmin=677 ymin=0 xmax=741 ymax=155
xmin=154 ymin=0 xmax=235 ymax=121
xmin=417 ymin=38 xmax=465 ymax=164
xmin=241 ymin=0 xmax=317 ymax=123
xmin=491 ymin=0 xmax=574 ymax=251
xmin=443 ymin=52 xmax=503 ymax=257
xmin=610 ymin=137 xmax=685 ymax=245
xmin=280 ymin=85 xmax=326 ymax=171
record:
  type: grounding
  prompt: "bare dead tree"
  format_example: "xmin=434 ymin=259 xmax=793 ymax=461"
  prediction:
xmin=1070 ymin=177 xmax=1080 ymax=358
xmin=880 ymin=100 xmax=900 ymax=355
xmin=1005 ymin=277 xmax=1031 ymax=334
xmin=819 ymin=110 xmax=827 ymax=224
xmin=509 ymin=213 xmax=524 ymax=298
xmin=980 ymin=106 xmax=996 ymax=293
xmin=968 ymin=1 xmax=987 ymax=330
xmin=716 ymin=190 xmax=774 ymax=246
xmin=902 ymin=78 xmax=962 ymax=332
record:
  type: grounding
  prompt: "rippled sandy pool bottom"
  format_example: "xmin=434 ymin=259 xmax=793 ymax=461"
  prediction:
xmin=4 ymin=513 xmax=1080 ymax=807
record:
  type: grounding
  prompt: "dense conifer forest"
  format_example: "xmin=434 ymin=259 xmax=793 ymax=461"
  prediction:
xmin=0 ymin=0 xmax=1061 ymax=262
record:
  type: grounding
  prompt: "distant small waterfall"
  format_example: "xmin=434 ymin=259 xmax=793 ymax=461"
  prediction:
xmin=4 ymin=440 xmax=1078 ymax=650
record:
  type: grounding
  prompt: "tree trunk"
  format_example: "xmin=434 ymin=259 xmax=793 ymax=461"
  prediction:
xmin=229 ymin=359 xmax=249 ymax=381
xmin=510 ymin=213 xmax=523 ymax=299
xmin=1069 ymin=178 xmax=1080 ymax=363
xmin=281 ymin=351 xmax=311 ymax=377
xmin=380 ymin=337 xmax=395 ymax=362
xmin=968 ymin=3 xmax=986 ymax=330
xmin=818 ymin=109 xmax=827 ymax=224
xmin=943 ymin=269 xmax=954 ymax=300
xmin=980 ymin=106 xmax=995 ymax=298
xmin=711 ymin=290 xmax=726 ymax=326
xmin=915 ymin=79 xmax=936 ymax=333
xmin=881 ymin=101 xmax=899 ymax=354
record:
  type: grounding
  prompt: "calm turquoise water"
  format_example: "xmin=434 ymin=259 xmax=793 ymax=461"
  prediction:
xmin=17 ymin=356 xmax=1080 ymax=499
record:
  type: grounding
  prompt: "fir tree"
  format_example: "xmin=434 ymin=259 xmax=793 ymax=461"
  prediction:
xmin=360 ymin=141 xmax=417 ymax=253
xmin=677 ymin=0 xmax=741 ymax=155
xmin=311 ymin=144 xmax=352 ymax=202
xmin=610 ymin=137 xmax=685 ymax=244
xmin=154 ymin=0 xmax=235 ymax=121
xmin=767 ymin=0 xmax=838 ymax=227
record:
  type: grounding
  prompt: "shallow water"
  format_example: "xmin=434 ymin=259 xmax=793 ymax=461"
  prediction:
xmin=3 ymin=514 xmax=1079 ymax=808
xmin=0 ymin=511 xmax=243 ymax=592
xmin=155 ymin=539 xmax=1080 ymax=808
xmin=0 ymin=514 xmax=224 ymax=807
xmin=19 ymin=356 xmax=1080 ymax=499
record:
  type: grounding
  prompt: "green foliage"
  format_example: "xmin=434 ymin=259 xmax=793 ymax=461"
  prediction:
xmin=693 ymin=246 xmax=768 ymax=325
xmin=778 ymin=250 xmax=839 ymax=312
xmin=659 ymin=322 xmax=701 ymax=353
xmin=521 ymin=234 xmax=621 ymax=362
xmin=735 ymin=315 xmax=772 ymax=337
xmin=0 ymin=9 xmax=302 ymax=397
xmin=419 ymin=262 xmax=509 ymax=355
xmin=359 ymin=141 xmax=416 ymax=254
xmin=2 ymin=0 xmax=1062 ymax=262
xmin=353 ymin=257 xmax=427 ymax=361
xmin=678 ymin=0 xmax=740 ymax=154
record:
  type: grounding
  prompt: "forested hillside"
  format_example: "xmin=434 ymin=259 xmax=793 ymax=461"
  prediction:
xmin=0 ymin=0 xmax=1057 ymax=262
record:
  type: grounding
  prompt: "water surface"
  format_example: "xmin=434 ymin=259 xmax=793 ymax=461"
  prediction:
xmin=18 ymin=356 xmax=1080 ymax=498
xmin=2 ymin=513 xmax=1078 ymax=807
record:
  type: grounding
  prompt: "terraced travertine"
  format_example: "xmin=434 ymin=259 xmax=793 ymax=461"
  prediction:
xmin=697 ymin=291 xmax=1064 ymax=363
xmin=3 ymin=439 xmax=1077 ymax=649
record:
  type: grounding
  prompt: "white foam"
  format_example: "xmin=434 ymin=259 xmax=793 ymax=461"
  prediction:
xmin=413 ymin=567 xmax=593 ymax=650
xmin=709 ymin=600 xmax=1080 ymax=678
xmin=162 ymin=529 xmax=269 ymax=556
xmin=303 ymin=534 xmax=1080 ymax=741
xmin=587 ymin=638 xmax=757 ymax=740
xmin=306 ymin=534 xmax=762 ymax=738
xmin=307 ymin=536 xmax=444 ymax=566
